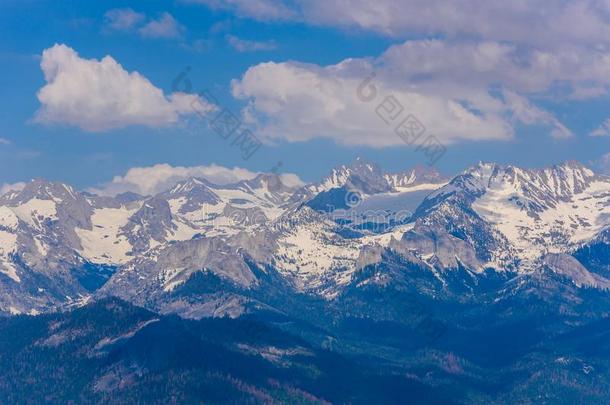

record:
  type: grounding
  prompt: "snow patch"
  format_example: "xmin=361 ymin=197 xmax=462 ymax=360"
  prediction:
xmin=75 ymin=207 xmax=136 ymax=264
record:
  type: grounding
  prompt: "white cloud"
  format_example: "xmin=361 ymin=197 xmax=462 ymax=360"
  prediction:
xmin=590 ymin=118 xmax=610 ymax=137
xmin=0 ymin=182 xmax=26 ymax=196
xmin=231 ymin=39 xmax=575 ymax=147
xmin=303 ymin=0 xmax=610 ymax=48
xmin=191 ymin=0 xmax=610 ymax=47
xmin=104 ymin=8 xmax=145 ymax=31
xmin=0 ymin=138 xmax=10 ymax=145
xmin=138 ymin=12 xmax=184 ymax=39
xmin=502 ymin=91 xmax=573 ymax=139
xmin=200 ymin=2 xmax=610 ymax=99
xmin=226 ymin=35 xmax=276 ymax=52
xmin=103 ymin=9 xmax=184 ymax=39
xmin=188 ymin=0 xmax=296 ymax=21
xmin=191 ymin=1 xmax=610 ymax=101
xmin=275 ymin=173 xmax=305 ymax=188
xmin=34 ymin=44 xmax=215 ymax=132
xmin=232 ymin=61 xmax=510 ymax=146
xmin=377 ymin=40 xmax=610 ymax=99
xmin=89 ymin=163 xmax=304 ymax=196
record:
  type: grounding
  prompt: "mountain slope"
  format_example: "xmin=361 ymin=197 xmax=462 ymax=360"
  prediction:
xmin=0 ymin=297 xmax=456 ymax=404
xmin=0 ymin=160 xmax=608 ymax=317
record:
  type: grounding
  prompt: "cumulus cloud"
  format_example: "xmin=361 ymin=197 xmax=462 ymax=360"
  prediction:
xmin=590 ymin=119 xmax=610 ymax=137
xmin=34 ymin=44 xmax=215 ymax=132
xmin=138 ymin=12 xmax=184 ymax=39
xmin=0 ymin=138 xmax=10 ymax=145
xmin=89 ymin=163 xmax=304 ymax=196
xmin=226 ymin=35 xmax=276 ymax=52
xmin=0 ymin=182 xmax=26 ymax=196
xmin=104 ymin=8 xmax=145 ymax=31
xmin=231 ymin=39 xmax=575 ymax=147
xmin=232 ymin=61 xmax=508 ymax=146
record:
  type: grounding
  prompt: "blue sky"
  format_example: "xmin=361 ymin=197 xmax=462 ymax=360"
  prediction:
xmin=1 ymin=0 xmax=609 ymax=195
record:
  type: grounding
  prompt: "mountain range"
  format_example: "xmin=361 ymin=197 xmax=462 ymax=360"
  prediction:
xmin=0 ymin=158 xmax=607 ymax=316
xmin=1 ymin=158 xmax=609 ymax=402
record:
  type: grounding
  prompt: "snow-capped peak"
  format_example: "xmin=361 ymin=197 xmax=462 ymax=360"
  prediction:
xmin=0 ymin=178 xmax=80 ymax=205
xmin=0 ymin=159 xmax=608 ymax=317
xmin=385 ymin=165 xmax=445 ymax=190
xmin=443 ymin=161 xmax=599 ymax=204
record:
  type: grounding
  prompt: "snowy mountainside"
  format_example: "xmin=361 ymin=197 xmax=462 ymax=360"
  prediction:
xmin=431 ymin=161 xmax=610 ymax=267
xmin=0 ymin=159 xmax=608 ymax=316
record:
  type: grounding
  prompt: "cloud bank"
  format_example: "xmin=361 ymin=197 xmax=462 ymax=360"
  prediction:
xmin=191 ymin=0 xmax=610 ymax=48
xmin=231 ymin=40 xmax=578 ymax=147
xmin=191 ymin=0 xmax=610 ymax=147
xmin=89 ymin=163 xmax=304 ymax=196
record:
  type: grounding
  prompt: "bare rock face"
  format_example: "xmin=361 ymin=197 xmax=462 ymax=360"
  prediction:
xmin=156 ymin=237 xmax=258 ymax=289
xmin=356 ymin=244 xmax=385 ymax=269
xmin=97 ymin=235 xmax=259 ymax=317
xmin=0 ymin=180 xmax=107 ymax=314
xmin=120 ymin=196 xmax=176 ymax=252
xmin=543 ymin=253 xmax=610 ymax=289
xmin=159 ymin=178 xmax=220 ymax=214
xmin=396 ymin=227 xmax=482 ymax=271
